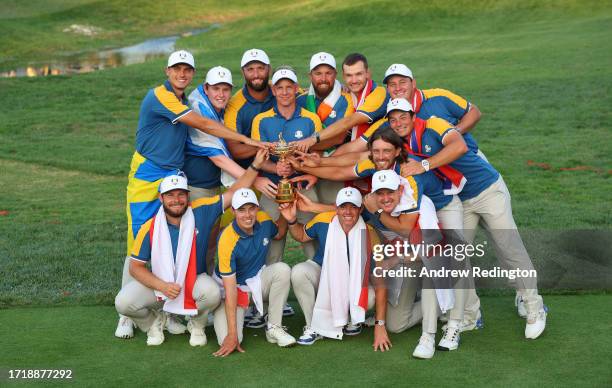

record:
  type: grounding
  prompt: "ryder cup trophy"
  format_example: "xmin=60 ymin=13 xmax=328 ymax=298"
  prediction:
xmin=270 ymin=133 xmax=297 ymax=203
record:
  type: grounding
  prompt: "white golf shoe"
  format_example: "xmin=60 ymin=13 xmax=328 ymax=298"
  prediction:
xmin=164 ymin=313 xmax=187 ymax=334
xmin=413 ymin=334 xmax=435 ymax=359
xmin=297 ymin=327 xmax=323 ymax=346
xmin=442 ymin=309 xmax=484 ymax=333
xmin=515 ymin=293 xmax=528 ymax=318
xmin=115 ymin=315 xmax=135 ymax=339
xmin=187 ymin=318 xmax=207 ymax=347
xmin=525 ymin=308 xmax=547 ymax=339
xmin=147 ymin=312 xmax=166 ymax=346
xmin=438 ymin=324 xmax=460 ymax=351
xmin=265 ymin=324 xmax=296 ymax=347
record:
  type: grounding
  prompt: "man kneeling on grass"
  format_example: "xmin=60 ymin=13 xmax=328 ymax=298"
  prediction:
xmin=212 ymin=188 xmax=294 ymax=357
xmin=114 ymin=150 xmax=268 ymax=346
xmin=279 ymin=187 xmax=392 ymax=352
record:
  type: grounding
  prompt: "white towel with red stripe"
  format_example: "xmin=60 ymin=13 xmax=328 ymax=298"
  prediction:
xmin=150 ymin=206 xmax=199 ymax=316
xmin=311 ymin=215 xmax=369 ymax=339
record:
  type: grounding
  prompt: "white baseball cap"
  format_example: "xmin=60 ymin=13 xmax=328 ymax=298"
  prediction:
xmin=159 ymin=174 xmax=190 ymax=194
xmin=386 ymin=98 xmax=414 ymax=116
xmin=371 ymin=170 xmax=401 ymax=192
xmin=309 ymin=52 xmax=336 ymax=71
xmin=205 ymin=66 xmax=233 ymax=86
xmin=232 ymin=188 xmax=259 ymax=209
xmin=167 ymin=50 xmax=195 ymax=69
xmin=335 ymin=187 xmax=363 ymax=207
xmin=272 ymin=68 xmax=298 ymax=85
xmin=240 ymin=48 xmax=270 ymax=67
xmin=383 ymin=63 xmax=413 ymax=84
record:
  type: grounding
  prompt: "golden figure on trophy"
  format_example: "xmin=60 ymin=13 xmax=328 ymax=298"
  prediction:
xmin=270 ymin=133 xmax=297 ymax=203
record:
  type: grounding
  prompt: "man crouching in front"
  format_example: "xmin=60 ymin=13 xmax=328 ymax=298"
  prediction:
xmin=212 ymin=188 xmax=294 ymax=357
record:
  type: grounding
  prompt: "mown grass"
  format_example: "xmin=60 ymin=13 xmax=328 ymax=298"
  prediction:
xmin=1 ymin=296 xmax=612 ymax=387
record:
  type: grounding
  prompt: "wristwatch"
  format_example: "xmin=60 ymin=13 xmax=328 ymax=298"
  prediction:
xmin=421 ymin=159 xmax=430 ymax=172
xmin=375 ymin=319 xmax=386 ymax=327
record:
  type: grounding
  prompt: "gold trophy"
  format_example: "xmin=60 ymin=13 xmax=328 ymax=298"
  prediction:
xmin=270 ymin=133 xmax=297 ymax=203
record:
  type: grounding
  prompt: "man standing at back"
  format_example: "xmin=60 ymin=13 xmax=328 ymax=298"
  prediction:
xmin=224 ymin=49 xmax=277 ymax=199
xmin=294 ymin=53 xmax=389 ymax=156
xmin=251 ymin=67 xmax=322 ymax=265
xmin=296 ymin=52 xmax=354 ymax=204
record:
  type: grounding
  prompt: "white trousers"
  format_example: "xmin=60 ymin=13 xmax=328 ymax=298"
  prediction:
xmin=115 ymin=272 xmax=221 ymax=331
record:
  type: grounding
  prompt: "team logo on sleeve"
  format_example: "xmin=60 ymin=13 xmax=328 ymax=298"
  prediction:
xmin=263 ymin=238 xmax=269 ymax=246
xmin=329 ymin=110 xmax=336 ymax=119
xmin=295 ymin=130 xmax=303 ymax=139
xmin=425 ymin=144 xmax=432 ymax=153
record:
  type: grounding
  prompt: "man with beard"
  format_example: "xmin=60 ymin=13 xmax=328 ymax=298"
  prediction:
xmin=295 ymin=52 xmax=354 ymax=204
xmin=115 ymin=147 xmax=268 ymax=347
xmin=293 ymin=53 xmax=389 ymax=156
xmin=331 ymin=71 xmax=487 ymax=329
xmin=224 ymin=49 xmax=278 ymax=200
xmin=291 ymin=125 xmax=475 ymax=350
xmin=116 ymin=50 xmax=266 ymax=339
xmin=388 ymin=98 xmax=547 ymax=340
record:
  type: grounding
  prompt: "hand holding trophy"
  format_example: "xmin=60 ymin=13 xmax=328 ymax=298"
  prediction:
xmin=270 ymin=133 xmax=298 ymax=203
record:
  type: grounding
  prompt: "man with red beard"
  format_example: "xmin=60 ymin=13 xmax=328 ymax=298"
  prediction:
xmin=293 ymin=53 xmax=389 ymax=156
xmin=296 ymin=52 xmax=354 ymax=204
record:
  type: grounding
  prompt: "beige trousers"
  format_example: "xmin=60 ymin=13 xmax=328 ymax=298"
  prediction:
xmin=291 ymin=260 xmax=322 ymax=327
xmin=259 ymin=186 xmax=319 ymax=264
xmin=436 ymin=195 xmax=481 ymax=323
xmin=115 ymin=272 xmax=221 ymax=331
xmin=462 ymin=177 xmax=543 ymax=314
xmin=213 ymin=262 xmax=291 ymax=345
xmin=385 ymin=261 xmax=439 ymax=334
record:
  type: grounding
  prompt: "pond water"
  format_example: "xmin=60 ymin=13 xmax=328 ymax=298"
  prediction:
xmin=0 ymin=24 xmax=219 ymax=78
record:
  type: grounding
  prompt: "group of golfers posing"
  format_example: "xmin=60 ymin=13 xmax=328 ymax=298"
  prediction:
xmin=113 ymin=48 xmax=547 ymax=359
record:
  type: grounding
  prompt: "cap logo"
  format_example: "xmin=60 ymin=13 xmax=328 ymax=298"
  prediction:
xmin=345 ymin=189 xmax=352 ymax=196
xmin=319 ymin=54 xmax=327 ymax=61
xmin=250 ymin=50 xmax=258 ymax=57
xmin=171 ymin=177 xmax=179 ymax=185
xmin=391 ymin=65 xmax=396 ymax=71
xmin=378 ymin=175 xmax=387 ymax=182
xmin=218 ymin=71 xmax=225 ymax=78
xmin=179 ymin=52 xmax=187 ymax=59
xmin=392 ymin=100 xmax=399 ymax=106
xmin=241 ymin=191 xmax=249 ymax=198
xmin=281 ymin=70 xmax=287 ymax=75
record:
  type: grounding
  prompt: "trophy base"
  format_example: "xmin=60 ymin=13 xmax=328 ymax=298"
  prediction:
xmin=275 ymin=179 xmax=295 ymax=204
